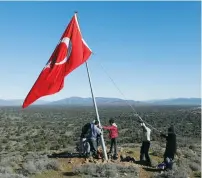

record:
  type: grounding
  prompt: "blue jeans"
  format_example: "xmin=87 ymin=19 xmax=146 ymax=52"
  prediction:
xmin=88 ymin=139 xmax=97 ymax=156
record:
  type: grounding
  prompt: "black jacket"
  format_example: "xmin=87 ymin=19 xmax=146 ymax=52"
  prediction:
xmin=81 ymin=123 xmax=91 ymax=138
xmin=161 ymin=132 xmax=177 ymax=159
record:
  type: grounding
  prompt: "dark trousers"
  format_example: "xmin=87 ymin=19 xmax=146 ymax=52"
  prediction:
xmin=109 ymin=138 xmax=117 ymax=155
xmin=164 ymin=151 xmax=175 ymax=161
xmin=140 ymin=141 xmax=151 ymax=164
xmin=97 ymin=136 xmax=101 ymax=147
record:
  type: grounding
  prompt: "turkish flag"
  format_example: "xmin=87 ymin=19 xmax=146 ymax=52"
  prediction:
xmin=22 ymin=14 xmax=92 ymax=108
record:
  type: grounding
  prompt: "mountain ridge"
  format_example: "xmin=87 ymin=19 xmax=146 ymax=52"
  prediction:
xmin=0 ymin=97 xmax=200 ymax=106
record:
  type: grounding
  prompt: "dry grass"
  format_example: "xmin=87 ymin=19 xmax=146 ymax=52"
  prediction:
xmin=72 ymin=163 xmax=139 ymax=178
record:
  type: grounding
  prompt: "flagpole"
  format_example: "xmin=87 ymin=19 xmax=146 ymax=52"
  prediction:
xmin=75 ymin=11 xmax=108 ymax=160
xmin=85 ymin=61 xmax=108 ymax=160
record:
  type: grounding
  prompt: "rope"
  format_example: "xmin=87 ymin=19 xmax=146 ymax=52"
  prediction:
xmin=94 ymin=58 xmax=160 ymax=133
xmin=94 ymin=59 xmax=190 ymax=139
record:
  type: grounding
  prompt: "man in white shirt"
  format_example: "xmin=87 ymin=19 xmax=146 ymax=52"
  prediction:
xmin=140 ymin=122 xmax=151 ymax=166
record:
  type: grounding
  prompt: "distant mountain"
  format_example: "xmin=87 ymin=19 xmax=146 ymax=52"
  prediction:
xmin=0 ymin=97 xmax=200 ymax=107
xmin=47 ymin=97 xmax=142 ymax=106
xmin=47 ymin=97 xmax=201 ymax=106
xmin=146 ymin=98 xmax=201 ymax=106
xmin=0 ymin=99 xmax=48 ymax=106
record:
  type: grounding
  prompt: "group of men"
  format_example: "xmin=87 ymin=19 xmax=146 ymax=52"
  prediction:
xmin=79 ymin=118 xmax=177 ymax=170
xmin=79 ymin=119 xmax=118 ymax=159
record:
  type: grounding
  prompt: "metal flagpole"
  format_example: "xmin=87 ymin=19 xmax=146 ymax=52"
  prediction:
xmin=85 ymin=61 xmax=108 ymax=160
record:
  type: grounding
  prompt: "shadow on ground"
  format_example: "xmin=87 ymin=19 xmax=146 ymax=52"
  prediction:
xmin=48 ymin=152 xmax=85 ymax=158
xmin=143 ymin=167 xmax=162 ymax=173
xmin=63 ymin=172 xmax=77 ymax=176
xmin=120 ymin=156 xmax=149 ymax=166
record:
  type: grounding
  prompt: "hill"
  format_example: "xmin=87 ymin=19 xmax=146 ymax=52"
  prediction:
xmin=40 ymin=97 xmax=202 ymax=106
xmin=0 ymin=99 xmax=48 ymax=106
xmin=0 ymin=97 xmax=200 ymax=106
xmin=145 ymin=98 xmax=201 ymax=106
xmin=47 ymin=97 xmax=142 ymax=106
xmin=0 ymin=105 xmax=200 ymax=178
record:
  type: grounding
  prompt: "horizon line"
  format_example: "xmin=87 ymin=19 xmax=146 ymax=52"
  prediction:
xmin=0 ymin=96 xmax=201 ymax=102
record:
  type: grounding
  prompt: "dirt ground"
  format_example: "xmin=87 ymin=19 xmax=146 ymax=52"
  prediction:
xmin=32 ymin=146 xmax=163 ymax=178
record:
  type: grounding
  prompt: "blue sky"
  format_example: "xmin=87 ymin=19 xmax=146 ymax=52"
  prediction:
xmin=0 ymin=1 xmax=200 ymax=101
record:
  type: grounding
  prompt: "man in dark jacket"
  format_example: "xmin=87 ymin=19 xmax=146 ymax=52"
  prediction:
xmin=160 ymin=125 xmax=177 ymax=170
xmin=79 ymin=122 xmax=91 ymax=156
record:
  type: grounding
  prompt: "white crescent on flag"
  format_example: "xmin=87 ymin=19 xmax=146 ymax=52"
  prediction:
xmin=43 ymin=37 xmax=72 ymax=70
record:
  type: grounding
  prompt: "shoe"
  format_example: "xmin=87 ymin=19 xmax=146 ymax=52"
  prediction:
xmin=97 ymin=154 xmax=102 ymax=159
xmin=113 ymin=154 xmax=118 ymax=160
xmin=146 ymin=162 xmax=152 ymax=167
xmin=85 ymin=153 xmax=90 ymax=158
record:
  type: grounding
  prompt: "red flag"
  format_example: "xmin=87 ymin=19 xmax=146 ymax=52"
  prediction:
xmin=22 ymin=14 xmax=92 ymax=108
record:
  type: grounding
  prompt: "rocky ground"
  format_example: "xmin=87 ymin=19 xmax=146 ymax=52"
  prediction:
xmin=30 ymin=143 xmax=201 ymax=178
xmin=31 ymin=147 xmax=156 ymax=178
